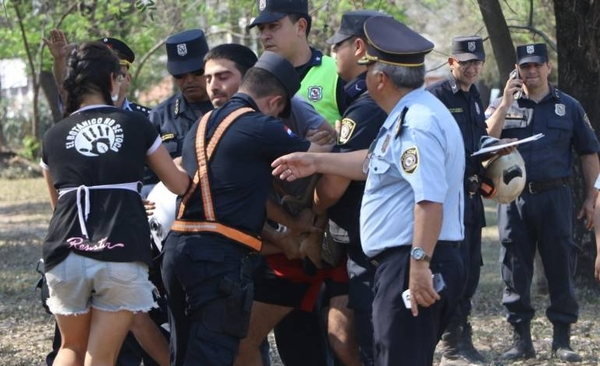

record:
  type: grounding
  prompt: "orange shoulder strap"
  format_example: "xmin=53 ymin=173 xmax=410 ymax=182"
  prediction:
xmin=176 ymin=107 xmax=254 ymax=220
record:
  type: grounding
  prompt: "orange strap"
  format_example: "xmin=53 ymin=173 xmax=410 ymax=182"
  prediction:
xmin=171 ymin=220 xmax=262 ymax=252
xmin=175 ymin=107 xmax=261 ymax=252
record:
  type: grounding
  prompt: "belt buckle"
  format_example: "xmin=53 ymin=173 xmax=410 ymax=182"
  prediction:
xmin=467 ymin=175 xmax=479 ymax=198
xmin=528 ymin=182 xmax=537 ymax=194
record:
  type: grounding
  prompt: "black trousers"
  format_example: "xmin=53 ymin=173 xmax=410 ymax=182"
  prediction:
xmin=372 ymin=244 xmax=464 ymax=366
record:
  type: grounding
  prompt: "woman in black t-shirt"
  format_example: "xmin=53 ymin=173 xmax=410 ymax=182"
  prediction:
xmin=40 ymin=42 xmax=189 ymax=366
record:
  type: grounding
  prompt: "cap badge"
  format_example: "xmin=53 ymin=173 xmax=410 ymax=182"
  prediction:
xmin=526 ymin=45 xmax=535 ymax=54
xmin=259 ymin=0 xmax=266 ymax=11
xmin=467 ymin=41 xmax=476 ymax=52
xmin=177 ymin=43 xmax=188 ymax=57
xmin=308 ymin=86 xmax=323 ymax=101
xmin=555 ymin=103 xmax=565 ymax=117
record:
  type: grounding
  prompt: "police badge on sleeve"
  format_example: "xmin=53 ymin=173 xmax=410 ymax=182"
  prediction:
xmin=338 ymin=118 xmax=356 ymax=144
xmin=401 ymin=147 xmax=419 ymax=174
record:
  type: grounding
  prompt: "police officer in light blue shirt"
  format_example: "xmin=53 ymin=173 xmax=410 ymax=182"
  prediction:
xmin=271 ymin=16 xmax=466 ymax=366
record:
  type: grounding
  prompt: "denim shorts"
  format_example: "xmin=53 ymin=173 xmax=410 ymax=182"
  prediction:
xmin=45 ymin=252 xmax=157 ymax=315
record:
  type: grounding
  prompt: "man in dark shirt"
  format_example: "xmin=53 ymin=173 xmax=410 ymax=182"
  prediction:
xmin=426 ymin=36 xmax=489 ymax=365
xmin=161 ymin=51 xmax=329 ymax=366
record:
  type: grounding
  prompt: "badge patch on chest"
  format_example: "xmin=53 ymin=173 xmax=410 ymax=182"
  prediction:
xmin=338 ymin=118 xmax=356 ymax=144
xmin=308 ymin=86 xmax=323 ymax=101
xmin=555 ymin=103 xmax=565 ymax=117
xmin=401 ymin=147 xmax=419 ymax=174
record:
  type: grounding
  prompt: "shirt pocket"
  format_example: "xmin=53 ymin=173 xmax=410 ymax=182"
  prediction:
xmin=365 ymin=157 xmax=391 ymax=191
xmin=546 ymin=118 xmax=572 ymax=143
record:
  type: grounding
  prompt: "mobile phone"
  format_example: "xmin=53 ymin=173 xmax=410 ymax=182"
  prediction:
xmin=402 ymin=273 xmax=447 ymax=309
xmin=509 ymin=68 xmax=523 ymax=99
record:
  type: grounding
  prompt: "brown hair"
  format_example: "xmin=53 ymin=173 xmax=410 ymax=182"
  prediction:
xmin=62 ymin=41 xmax=121 ymax=116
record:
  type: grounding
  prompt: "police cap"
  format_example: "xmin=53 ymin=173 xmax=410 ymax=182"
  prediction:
xmin=100 ymin=37 xmax=135 ymax=67
xmin=166 ymin=29 xmax=209 ymax=76
xmin=451 ymin=36 xmax=485 ymax=62
xmin=326 ymin=10 xmax=391 ymax=45
xmin=249 ymin=0 xmax=308 ymax=28
xmin=358 ymin=17 xmax=434 ymax=67
xmin=516 ymin=43 xmax=548 ymax=65
xmin=253 ymin=51 xmax=299 ymax=117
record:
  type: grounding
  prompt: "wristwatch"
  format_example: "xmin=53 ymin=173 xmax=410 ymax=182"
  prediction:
xmin=410 ymin=247 xmax=431 ymax=262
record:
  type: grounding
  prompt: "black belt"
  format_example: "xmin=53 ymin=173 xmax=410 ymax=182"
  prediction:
xmin=526 ymin=177 xmax=570 ymax=194
xmin=369 ymin=241 xmax=460 ymax=267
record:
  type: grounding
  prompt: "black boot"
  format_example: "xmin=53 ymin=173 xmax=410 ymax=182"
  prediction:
xmin=439 ymin=322 xmax=461 ymax=363
xmin=459 ymin=322 xmax=487 ymax=363
xmin=552 ymin=323 xmax=582 ymax=362
xmin=499 ymin=322 xmax=536 ymax=361
xmin=439 ymin=322 xmax=486 ymax=365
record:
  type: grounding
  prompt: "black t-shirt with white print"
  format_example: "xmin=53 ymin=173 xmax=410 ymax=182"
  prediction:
xmin=41 ymin=105 xmax=161 ymax=271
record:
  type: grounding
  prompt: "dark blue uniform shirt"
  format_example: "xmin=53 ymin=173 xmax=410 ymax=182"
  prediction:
xmin=149 ymin=91 xmax=213 ymax=159
xmin=427 ymin=75 xmax=488 ymax=226
xmin=327 ymin=73 xmax=387 ymax=244
xmin=147 ymin=92 xmax=213 ymax=184
xmin=487 ymin=84 xmax=600 ymax=181
xmin=180 ymin=93 xmax=311 ymax=236
xmin=427 ymin=75 xmax=488 ymax=178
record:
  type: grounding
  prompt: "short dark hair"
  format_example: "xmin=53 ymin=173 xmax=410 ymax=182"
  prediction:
xmin=288 ymin=13 xmax=312 ymax=36
xmin=240 ymin=67 xmax=288 ymax=101
xmin=204 ymin=44 xmax=258 ymax=77
xmin=62 ymin=41 xmax=121 ymax=116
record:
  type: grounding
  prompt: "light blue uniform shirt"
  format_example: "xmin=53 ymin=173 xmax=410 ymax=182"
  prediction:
xmin=360 ymin=88 xmax=465 ymax=258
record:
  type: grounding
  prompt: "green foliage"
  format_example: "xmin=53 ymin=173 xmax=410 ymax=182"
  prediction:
xmin=20 ymin=135 xmax=40 ymax=161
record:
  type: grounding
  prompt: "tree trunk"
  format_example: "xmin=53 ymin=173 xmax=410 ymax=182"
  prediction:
xmin=553 ymin=0 xmax=600 ymax=286
xmin=477 ymin=0 xmax=517 ymax=81
xmin=39 ymin=70 xmax=63 ymax=122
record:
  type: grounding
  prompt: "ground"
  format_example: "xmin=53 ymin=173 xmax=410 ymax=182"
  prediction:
xmin=0 ymin=177 xmax=599 ymax=365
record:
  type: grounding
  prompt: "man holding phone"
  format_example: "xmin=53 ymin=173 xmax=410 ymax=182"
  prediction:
xmin=486 ymin=43 xmax=599 ymax=362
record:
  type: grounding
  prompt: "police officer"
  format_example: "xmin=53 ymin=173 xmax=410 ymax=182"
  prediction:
xmin=161 ymin=51 xmax=330 ymax=366
xmin=148 ymin=29 xmax=213 ymax=164
xmin=249 ymin=0 xmax=346 ymax=125
xmin=271 ymin=16 xmax=466 ymax=366
xmin=316 ymin=10 xmax=390 ymax=366
xmin=426 ymin=36 xmax=489 ymax=365
xmin=486 ymin=43 xmax=600 ymax=362
xmin=249 ymin=1 xmax=346 ymax=363
xmin=44 ymin=31 xmax=151 ymax=117
xmin=99 ymin=37 xmax=151 ymax=116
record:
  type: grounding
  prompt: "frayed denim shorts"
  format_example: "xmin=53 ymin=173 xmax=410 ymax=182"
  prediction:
xmin=45 ymin=252 xmax=156 ymax=315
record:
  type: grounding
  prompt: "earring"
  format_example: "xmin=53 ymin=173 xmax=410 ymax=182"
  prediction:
xmin=111 ymin=94 xmax=119 ymax=102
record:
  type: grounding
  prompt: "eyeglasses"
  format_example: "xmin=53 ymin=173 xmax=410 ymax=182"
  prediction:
xmin=173 ymin=70 xmax=205 ymax=79
xmin=456 ymin=59 xmax=484 ymax=69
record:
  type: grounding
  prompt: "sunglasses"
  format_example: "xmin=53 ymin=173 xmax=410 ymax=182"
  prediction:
xmin=173 ymin=70 xmax=204 ymax=79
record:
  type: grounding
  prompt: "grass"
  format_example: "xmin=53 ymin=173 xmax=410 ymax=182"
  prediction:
xmin=0 ymin=179 xmax=598 ymax=365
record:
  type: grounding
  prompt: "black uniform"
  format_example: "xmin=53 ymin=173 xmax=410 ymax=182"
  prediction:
xmin=161 ymin=93 xmax=310 ymax=366
xmin=327 ymin=73 xmax=387 ymax=366
xmin=427 ymin=74 xmax=488 ymax=325
xmin=146 ymin=92 xmax=213 ymax=184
